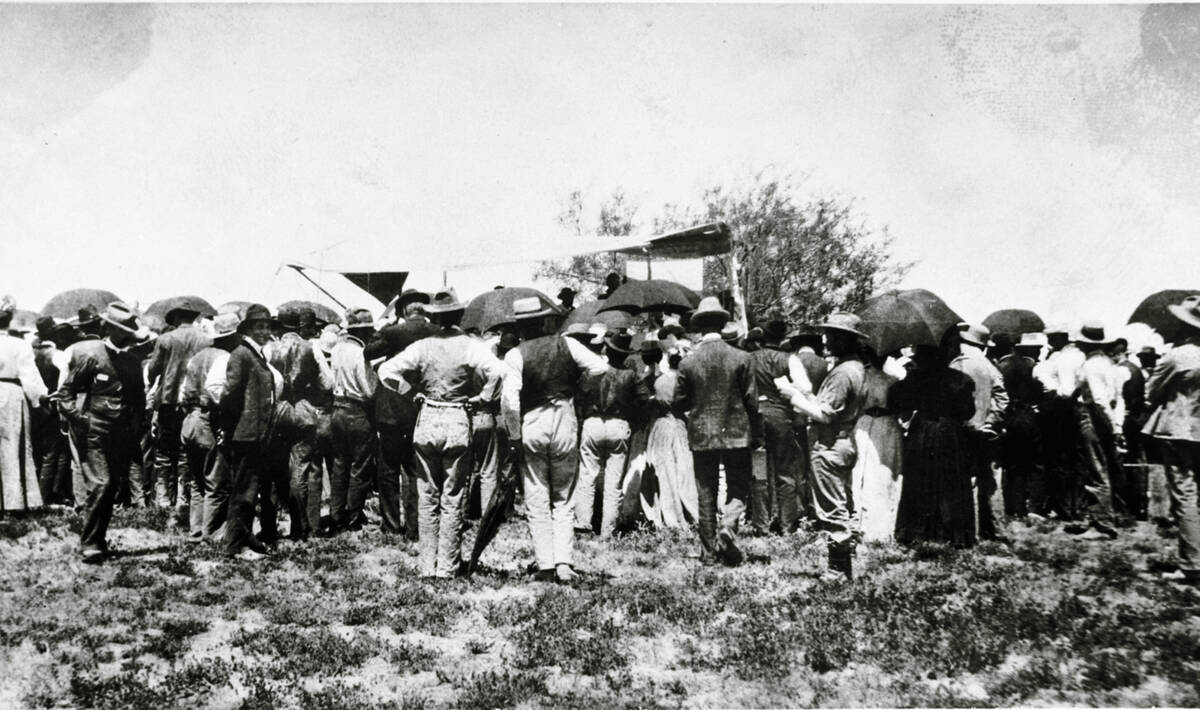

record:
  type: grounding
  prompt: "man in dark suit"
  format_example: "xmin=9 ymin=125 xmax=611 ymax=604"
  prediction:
xmin=749 ymin=320 xmax=805 ymax=535
xmin=673 ymin=296 xmax=762 ymax=566
xmin=219 ymin=304 xmax=277 ymax=560
xmin=1113 ymin=337 xmax=1149 ymax=520
xmin=146 ymin=306 xmax=212 ymax=519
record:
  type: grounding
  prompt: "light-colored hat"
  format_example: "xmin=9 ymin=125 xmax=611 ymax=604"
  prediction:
xmin=1168 ymin=295 xmax=1200 ymax=333
xmin=1015 ymin=332 xmax=1048 ymax=349
xmin=99 ymin=302 xmax=141 ymax=334
xmin=424 ymin=289 xmax=464 ymax=314
xmin=1074 ymin=320 xmax=1115 ymax=345
xmin=690 ymin=296 xmax=731 ymax=329
xmin=211 ymin=312 xmax=242 ymax=341
xmin=720 ymin=323 xmax=741 ymax=343
xmin=344 ymin=307 xmax=375 ymax=331
xmin=815 ymin=312 xmax=868 ymax=340
xmin=512 ymin=296 xmax=556 ymax=321
xmin=959 ymin=324 xmax=991 ymax=348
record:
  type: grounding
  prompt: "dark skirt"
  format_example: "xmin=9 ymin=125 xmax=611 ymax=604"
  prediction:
xmin=894 ymin=416 xmax=978 ymax=548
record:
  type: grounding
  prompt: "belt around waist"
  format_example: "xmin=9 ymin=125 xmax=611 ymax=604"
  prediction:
xmin=423 ymin=399 xmax=469 ymax=409
xmin=0 ymin=377 xmax=20 ymax=386
xmin=334 ymin=395 xmax=369 ymax=407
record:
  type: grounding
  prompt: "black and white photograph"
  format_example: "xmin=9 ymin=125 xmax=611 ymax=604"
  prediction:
xmin=1 ymin=3 xmax=1199 ymax=707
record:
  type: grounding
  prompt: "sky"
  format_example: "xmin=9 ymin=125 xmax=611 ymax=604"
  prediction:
xmin=1 ymin=4 xmax=1198 ymax=326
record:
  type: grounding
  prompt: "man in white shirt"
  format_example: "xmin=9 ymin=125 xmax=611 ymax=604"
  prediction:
xmin=501 ymin=297 xmax=609 ymax=583
xmin=327 ymin=308 xmax=379 ymax=535
xmin=1069 ymin=323 xmax=1124 ymax=534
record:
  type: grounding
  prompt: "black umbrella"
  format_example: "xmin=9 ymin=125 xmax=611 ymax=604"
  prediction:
xmin=856 ymin=288 xmax=963 ymax=355
xmin=278 ymin=300 xmax=340 ymax=326
xmin=41 ymin=288 xmax=121 ymax=321
xmin=982 ymin=309 xmax=1046 ymax=340
xmin=1129 ymin=289 xmax=1200 ymax=345
xmin=560 ymin=300 xmax=637 ymax=331
xmin=461 ymin=287 xmax=560 ymax=333
xmin=144 ymin=295 xmax=217 ymax=320
xmin=596 ymin=279 xmax=700 ymax=315
xmin=466 ymin=454 xmax=521 ymax=578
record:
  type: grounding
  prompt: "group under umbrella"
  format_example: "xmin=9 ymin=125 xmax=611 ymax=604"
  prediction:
xmin=40 ymin=288 xmax=122 ymax=321
xmin=560 ymin=299 xmax=637 ymax=331
xmin=461 ymin=287 xmax=560 ymax=333
xmin=597 ymin=279 xmax=700 ymax=316
xmin=1128 ymin=289 xmax=1200 ymax=345
xmin=856 ymin=288 xmax=963 ymax=356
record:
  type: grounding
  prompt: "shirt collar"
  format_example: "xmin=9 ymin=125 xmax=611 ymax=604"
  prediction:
xmin=242 ymin=335 xmax=264 ymax=356
xmin=342 ymin=333 xmax=364 ymax=348
xmin=700 ymin=332 xmax=722 ymax=343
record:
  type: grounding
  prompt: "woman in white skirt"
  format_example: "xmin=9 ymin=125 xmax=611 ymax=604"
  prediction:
xmin=0 ymin=298 xmax=48 ymax=512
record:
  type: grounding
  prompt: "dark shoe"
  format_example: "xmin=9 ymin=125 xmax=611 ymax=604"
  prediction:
xmin=718 ymin=528 xmax=743 ymax=566
xmin=533 ymin=569 xmax=556 ymax=582
xmin=81 ymin=547 xmax=106 ymax=565
xmin=247 ymin=537 xmax=271 ymax=555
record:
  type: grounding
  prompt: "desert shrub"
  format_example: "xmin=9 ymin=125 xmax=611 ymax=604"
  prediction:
xmin=69 ymin=670 xmax=167 ymax=710
xmin=264 ymin=597 xmax=333 ymax=627
xmin=232 ymin=627 xmax=383 ymax=676
xmin=387 ymin=583 xmax=469 ymax=635
xmin=718 ymin=610 xmax=797 ymax=679
xmin=136 ymin=617 xmax=209 ymax=661
xmin=112 ymin=565 xmax=158 ymax=589
xmin=389 ymin=638 xmax=439 ymax=671
xmin=343 ymin=602 xmax=388 ymax=626
xmin=455 ymin=670 xmax=547 ymax=710
xmin=988 ymin=652 xmax=1072 ymax=702
xmin=1082 ymin=648 xmax=1145 ymax=691
xmin=156 ymin=554 xmax=196 ymax=577
xmin=161 ymin=658 xmax=234 ymax=695
xmin=299 ymin=681 xmax=398 ymax=710
xmin=1012 ymin=538 xmax=1077 ymax=572
xmin=239 ymin=675 xmax=286 ymax=710
xmin=508 ymin=588 xmax=629 ymax=674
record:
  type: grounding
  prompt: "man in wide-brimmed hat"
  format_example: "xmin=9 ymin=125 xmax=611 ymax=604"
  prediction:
xmin=325 ymin=307 xmax=380 ymax=536
xmin=50 ymin=303 xmax=148 ymax=562
xmin=145 ymin=303 xmax=213 ymax=519
xmin=501 ymin=296 xmax=610 ymax=582
xmin=376 ymin=289 xmax=505 ymax=577
xmin=178 ymin=311 xmax=242 ymax=542
xmin=950 ymin=324 xmax=1011 ymax=543
xmin=563 ymin=323 xmax=605 ymax=354
xmin=672 ymin=296 xmax=762 ymax=567
xmin=215 ymin=303 xmax=279 ymax=559
xmin=1033 ymin=322 xmax=1086 ymax=519
xmin=557 ymin=287 xmax=577 ymax=313
xmin=1144 ymin=295 xmax=1200 ymax=583
xmin=574 ymin=330 xmax=648 ymax=537
xmin=778 ymin=312 xmax=868 ymax=579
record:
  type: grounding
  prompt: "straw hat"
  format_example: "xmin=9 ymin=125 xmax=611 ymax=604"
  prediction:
xmin=814 ymin=312 xmax=868 ymax=340
xmin=690 ymin=296 xmax=731 ymax=330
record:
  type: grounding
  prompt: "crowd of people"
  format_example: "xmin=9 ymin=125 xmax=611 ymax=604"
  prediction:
xmin=0 ymin=286 xmax=1198 ymax=585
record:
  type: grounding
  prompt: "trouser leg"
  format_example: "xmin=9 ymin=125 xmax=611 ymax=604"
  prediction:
xmin=1162 ymin=440 xmax=1200 ymax=575
xmin=599 ymin=420 xmax=630 ymax=538
xmin=763 ymin=404 xmax=799 ymax=532
xmin=80 ymin=414 xmax=133 ymax=553
xmin=223 ymin=442 xmax=263 ymax=555
xmin=692 ymin=450 xmax=720 ymax=562
xmin=413 ymin=446 xmax=444 ymax=576
xmin=184 ymin=440 xmax=211 ymax=535
xmin=1077 ymin=404 xmax=1116 ymax=525
xmin=721 ymin=448 xmax=751 ymax=539
xmin=437 ymin=410 xmax=471 ymax=576
xmin=810 ymin=437 xmax=858 ymax=545
xmin=575 ymin=417 xmax=604 ymax=532
xmin=377 ymin=428 xmax=404 ymax=535
xmin=522 ymin=403 xmax=578 ymax=570
xmin=153 ymin=406 xmax=186 ymax=508
xmin=204 ymin=446 xmax=231 ymax=540
xmin=338 ymin=406 xmax=377 ymax=528
xmin=793 ymin=420 xmax=815 ymax=520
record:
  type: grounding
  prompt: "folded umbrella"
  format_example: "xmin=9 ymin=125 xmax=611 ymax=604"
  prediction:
xmin=461 ymin=287 xmax=560 ymax=333
xmin=41 ymin=289 xmax=121 ymax=321
xmin=1128 ymin=289 xmax=1200 ymax=345
xmin=982 ymin=308 xmax=1046 ymax=340
xmin=144 ymin=295 xmax=218 ymax=320
xmin=597 ymin=279 xmax=700 ymax=315
xmin=466 ymin=453 xmax=521 ymax=578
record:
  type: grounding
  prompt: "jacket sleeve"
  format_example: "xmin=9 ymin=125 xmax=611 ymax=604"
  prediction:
xmin=145 ymin=338 xmax=167 ymax=398
xmin=985 ymin=364 xmax=1009 ymax=434
xmin=671 ymin=361 xmax=692 ymax=417
xmin=1145 ymin=355 xmax=1178 ymax=412
xmin=500 ymin=348 xmax=524 ymax=440
xmin=220 ymin=349 xmax=248 ymax=437
xmin=740 ymin=357 xmax=763 ymax=442
xmin=54 ymin=347 xmax=94 ymax=401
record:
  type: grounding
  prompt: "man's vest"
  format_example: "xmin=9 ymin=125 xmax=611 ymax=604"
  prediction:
xmin=518 ymin=336 xmax=580 ymax=412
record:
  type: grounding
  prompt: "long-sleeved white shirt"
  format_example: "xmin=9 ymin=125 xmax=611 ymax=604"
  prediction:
xmin=0 ymin=334 xmax=47 ymax=406
xmin=377 ymin=333 xmax=504 ymax=403
xmin=500 ymin=335 xmax=609 ymax=439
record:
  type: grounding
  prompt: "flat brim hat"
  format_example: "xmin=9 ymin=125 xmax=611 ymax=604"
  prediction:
xmin=165 ymin=307 xmax=202 ymax=326
xmin=396 ymin=289 xmax=431 ymax=309
xmin=343 ymin=307 xmax=376 ymax=332
xmin=1168 ymin=296 xmax=1200 ymax=333
xmin=73 ymin=305 xmax=101 ymax=326
xmin=211 ymin=312 xmax=242 ymax=341
xmin=563 ymin=323 xmax=603 ymax=345
xmin=720 ymin=323 xmax=741 ymax=342
xmin=604 ymin=331 xmax=635 ymax=355
xmin=814 ymin=312 xmax=868 ymax=340
xmin=690 ymin=296 xmax=731 ymax=329
xmin=1014 ymin=332 xmax=1047 ymax=350
xmin=425 ymin=289 xmax=465 ymax=314
xmin=959 ymin=324 xmax=992 ymax=348
xmin=1074 ymin=321 xmax=1115 ymax=346
xmin=237 ymin=303 xmax=278 ymax=332
xmin=512 ymin=296 xmax=558 ymax=321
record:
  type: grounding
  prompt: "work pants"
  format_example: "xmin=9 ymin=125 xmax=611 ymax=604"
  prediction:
xmin=576 ymin=416 xmax=631 ymax=536
xmin=330 ymin=401 xmax=377 ymax=529
xmin=181 ymin=409 xmax=217 ymax=537
xmin=755 ymin=402 xmax=803 ymax=533
xmin=693 ymin=448 xmax=750 ymax=563
xmin=470 ymin=409 xmax=503 ymax=518
xmin=810 ymin=434 xmax=859 ymax=546
xmin=223 ymin=441 xmax=266 ymax=556
xmin=152 ymin=405 xmax=189 ymax=509
xmin=1160 ymin=439 xmax=1200 ymax=575
xmin=1001 ymin=403 xmax=1040 ymax=517
xmin=204 ymin=446 xmax=231 ymax=540
xmin=79 ymin=409 xmax=139 ymax=554
xmin=117 ymin=423 xmax=152 ymax=508
xmin=521 ymin=401 xmax=579 ymax=571
xmin=792 ymin=415 xmax=815 ymax=520
xmin=969 ymin=431 xmax=1007 ymax=540
xmin=413 ymin=403 xmax=472 ymax=577
xmin=288 ymin=401 xmax=332 ymax=538
xmin=1076 ymin=402 xmax=1119 ymax=524
xmin=34 ymin=414 xmax=72 ymax=506
xmin=379 ymin=420 xmax=419 ymax=539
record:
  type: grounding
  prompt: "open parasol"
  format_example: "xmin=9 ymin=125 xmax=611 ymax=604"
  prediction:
xmin=41 ymin=289 xmax=121 ymax=321
xmin=1128 ymin=289 xmax=1200 ymax=345
xmin=857 ymin=288 xmax=963 ymax=355
xmin=461 ymin=287 xmax=560 ymax=333
xmin=278 ymin=300 xmax=341 ymax=326
xmin=596 ymin=279 xmax=700 ymax=315
xmin=982 ymin=309 xmax=1045 ymax=340
xmin=560 ymin=300 xmax=637 ymax=331
xmin=466 ymin=453 xmax=521 ymax=578
xmin=144 ymin=296 xmax=217 ymax=321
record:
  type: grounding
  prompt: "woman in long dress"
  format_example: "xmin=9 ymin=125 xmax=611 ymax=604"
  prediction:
xmin=853 ymin=348 xmax=905 ymax=542
xmin=890 ymin=343 xmax=978 ymax=548
xmin=0 ymin=301 xmax=48 ymax=512
xmin=642 ymin=347 xmax=698 ymax=527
